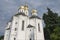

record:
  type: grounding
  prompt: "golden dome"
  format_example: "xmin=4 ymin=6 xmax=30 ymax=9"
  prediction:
xmin=24 ymin=4 xmax=28 ymax=10
xmin=24 ymin=4 xmax=28 ymax=8
xmin=19 ymin=6 xmax=24 ymax=9
xmin=18 ymin=4 xmax=28 ymax=10
xmin=32 ymin=9 xmax=37 ymax=13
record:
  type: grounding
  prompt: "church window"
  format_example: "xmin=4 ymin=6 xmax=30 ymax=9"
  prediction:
xmin=15 ymin=22 xmax=17 ymax=24
xmin=38 ymin=23 xmax=40 ymax=32
xmin=15 ymin=28 xmax=17 ymax=31
xmin=22 ymin=21 xmax=24 ymax=30
xmin=30 ymin=38 xmax=31 ymax=40
xmin=14 ymin=38 xmax=16 ymax=40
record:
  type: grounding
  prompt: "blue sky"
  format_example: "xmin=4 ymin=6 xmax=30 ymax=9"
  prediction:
xmin=0 ymin=0 xmax=60 ymax=36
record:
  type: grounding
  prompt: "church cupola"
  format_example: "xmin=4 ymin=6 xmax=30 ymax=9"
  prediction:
xmin=18 ymin=4 xmax=29 ymax=16
xmin=31 ymin=9 xmax=37 ymax=16
xmin=24 ymin=4 xmax=28 ymax=10
xmin=18 ymin=5 xmax=24 ymax=13
xmin=24 ymin=4 xmax=29 ymax=16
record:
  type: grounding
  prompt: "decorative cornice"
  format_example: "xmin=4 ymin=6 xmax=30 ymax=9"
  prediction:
xmin=30 ymin=15 xmax=41 ymax=19
xmin=14 ymin=12 xmax=28 ymax=16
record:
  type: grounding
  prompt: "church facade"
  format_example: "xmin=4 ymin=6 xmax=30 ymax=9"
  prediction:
xmin=4 ymin=4 xmax=45 ymax=40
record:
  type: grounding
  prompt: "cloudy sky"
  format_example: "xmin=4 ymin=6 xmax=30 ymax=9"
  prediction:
xmin=0 ymin=0 xmax=60 ymax=36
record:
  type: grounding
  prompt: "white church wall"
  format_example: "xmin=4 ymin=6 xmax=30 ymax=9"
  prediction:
xmin=30 ymin=18 xmax=36 ymax=26
xmin=16 ymin=15 xmax=29 ymax=40
xmin=36 ymin=19 xmax=44 ymax=40
xmin=29 ymin=18 xmax=44 ymax=40
xmin=26 ymin=28 xmax=34 ymax=40
xmin=9 ymin=16 xmax=18 ymax=40
xmin=4 ymin=22 xmax=12 ymax=40
xmin=4 ymin=29 xmax=10 ymax=40
xmin=29 ymin=18 xmax=37 ymax=40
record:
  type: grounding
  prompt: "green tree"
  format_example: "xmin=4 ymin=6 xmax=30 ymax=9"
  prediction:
xmin=0 ymin=35 xmax=4 ymax=40
xmin=50 ymin=16 xmax=60 ymax=40
xmin=43 ymin=8 xmax=60 ymax=40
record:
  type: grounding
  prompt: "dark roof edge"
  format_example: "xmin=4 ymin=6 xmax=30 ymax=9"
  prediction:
xmin=29 ymin=15 xmax=41 ymax=19
xmin=14 ymin=12 xmax=28 ymax=17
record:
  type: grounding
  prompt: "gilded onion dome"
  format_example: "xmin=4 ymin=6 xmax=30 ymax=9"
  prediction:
xmin=24 ymin=4 xmax=28 ymax=10
xmin=19 ymin=6 xmax=24 ymax=9
xmin=32 ymin=9 xmax=37 ymax=13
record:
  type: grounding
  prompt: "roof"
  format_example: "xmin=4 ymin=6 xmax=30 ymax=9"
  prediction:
xmin=30 ymin=15 xmax=41 ymax=19
xmin=27 ymin=24 xmax=34 ymax=28
xmin=9 ymin=16 xmax=13 ymax=22
xmin=6 ymin=28 xmax=10 ymax=30
xmin=14 ymin=12 xmax=27 ymax=16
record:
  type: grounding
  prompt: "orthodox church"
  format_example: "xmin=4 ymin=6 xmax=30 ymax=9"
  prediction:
xmin=4 ymin=4 xmax=45 ymax=40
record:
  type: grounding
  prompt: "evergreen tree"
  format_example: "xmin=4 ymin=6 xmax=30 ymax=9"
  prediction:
xmin=0 ymin=35 xmax=4 ymax=40
xmin=43 ymin=8 xmax=60 ymax=40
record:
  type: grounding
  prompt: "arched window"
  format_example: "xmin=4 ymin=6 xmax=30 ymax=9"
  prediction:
xmin=38 ymin=23 xmax=40 ymax=32
xmin=30 ymin=38 xmax=31 ymax=40
xmin=22 ymin=21 xmax=24 ymax=30
xmin=15 ymin=28 xmax=17 ymax=31
xmin=14 ymin=38 xmax=16 ymax=40
xmin=15 ymin=22 xmax=17 ymax=24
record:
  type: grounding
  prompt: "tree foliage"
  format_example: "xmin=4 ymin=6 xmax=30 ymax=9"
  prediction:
xmin=43 ymin=8 xmax=60 ymax=40
xmin=0 ymin=35 xmax=4 ymax=40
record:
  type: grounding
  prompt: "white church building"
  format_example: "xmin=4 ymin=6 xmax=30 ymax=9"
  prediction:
xmin=4 ymin=4 xmax=45 ymax=40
